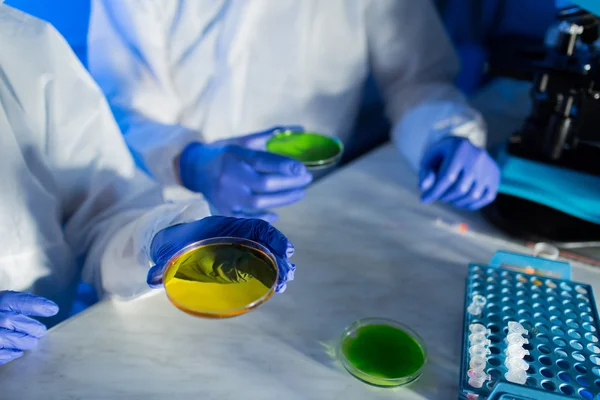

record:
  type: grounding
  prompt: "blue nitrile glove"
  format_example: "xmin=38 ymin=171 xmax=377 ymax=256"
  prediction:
xmin=147 ymin=216 xmax=296 ymax=293
xmin=419 ymin=137 xmax=500 ymax=210
xmin=0 ymin=291 xmax=59 ymax=365
xmin=179 ymin=126 xmax=313 ymax=223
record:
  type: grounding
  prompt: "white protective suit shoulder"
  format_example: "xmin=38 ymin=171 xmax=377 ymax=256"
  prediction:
xmin=0 ymin=4 xmax=209 ymax=321
xmin=88 ymin=0 xmax=486 ymax=181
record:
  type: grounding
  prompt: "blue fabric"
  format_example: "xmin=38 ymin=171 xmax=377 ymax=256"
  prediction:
xmin=497 ymin=147 xmax=600 ymax=225
xmin=436 ymin=0 xmax=555 ymax=93
xmin=437 ymin=0 xmax=555 ymax=47
xmin=344 ymin=76 xmax=390 ymax=163
xmin=491 ymin=0 xmax=555 ymax=40
xmin=454 ymin=45 xmax=488 ymax=95
xmin=69 ymin=282 xmax=98 ymax=317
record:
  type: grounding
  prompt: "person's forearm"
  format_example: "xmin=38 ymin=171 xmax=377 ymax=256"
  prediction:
xmin=388 ymin=81 xmax=487 ymax=171
xmin=88 ymin=198 xmax=211 ymax=299
xmin=363 ymin=0 xmax=487 ymax=171
xmin=116 ymin=109 xmax=198 ymax=186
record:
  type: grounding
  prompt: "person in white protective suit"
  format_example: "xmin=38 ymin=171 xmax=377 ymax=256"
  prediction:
xmin=88 ymin=0 xmax=502 ymax=219
xmin=0 ymin=3 xmax=296 ymax=366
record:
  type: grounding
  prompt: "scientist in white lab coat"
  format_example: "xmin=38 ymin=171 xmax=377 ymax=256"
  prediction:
xmin=88 ymin=0 xmax=502 ymax=220
xmin=0 ymin=4 xmax=296 ymax=366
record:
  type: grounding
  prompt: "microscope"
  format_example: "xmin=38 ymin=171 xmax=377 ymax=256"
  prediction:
xmin=483 ymin=4 xmax=600 ymax=242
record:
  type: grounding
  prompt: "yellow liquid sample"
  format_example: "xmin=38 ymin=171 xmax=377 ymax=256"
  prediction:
xmin=164 ymin=243 xmax=278 ymax=318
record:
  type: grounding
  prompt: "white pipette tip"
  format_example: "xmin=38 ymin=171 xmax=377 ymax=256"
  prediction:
xmin=506 ymin=333 xmax=529 ymax=345
xmin=469 ymin=323 xmax=490 ymax=335
xmin=469 ymin=356 xmax=487 ymax=371
xmin=508 ymin=321 xmax=528 ymax=336
xmin=468 ymin=369 xmax=490 ymax=380
xmin=467 ymin=305 xmax=482 ymax=316
xmin=469 ymin=344 xmax=491 ymax=358
xmin=505 ymin=357 xmax=529 ymax=371
xmin=467 ymin=295 xmax=487 ymax=316
xmin=469 ymin=333 xmax=491 ymax=347
xmin=505 ymin=369 xmax=527 ymax=385
xmin=505 ymin=344 xmax=530 ymax=359
xmin=472 ymin=294 xmax=487 ymax=308
xmin=468 ymin=370 xmax=491 ymax=389
xmin=468 ymin=378 xmax=487 ymax=389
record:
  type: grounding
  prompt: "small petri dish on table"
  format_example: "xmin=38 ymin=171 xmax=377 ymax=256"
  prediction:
xmin=162 ymin=237 xmax=279 ymax=318
xmin=266 ymin=131 xmax=344 ymax=169
xmin=338 ymin=318 xmax=427 ymax=387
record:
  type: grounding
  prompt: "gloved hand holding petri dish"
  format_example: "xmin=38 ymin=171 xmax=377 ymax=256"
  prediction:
xmin=148 ymin=216 xmax=296 ymax=318
xmin=266 ymin=130 xmax=344 ymax=170
xmin=179 ymin=126 xmax=313 ymax=223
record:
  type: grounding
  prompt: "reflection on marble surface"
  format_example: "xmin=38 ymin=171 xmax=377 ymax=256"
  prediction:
xmin=1 ymin=145 xmax=599 ymax=400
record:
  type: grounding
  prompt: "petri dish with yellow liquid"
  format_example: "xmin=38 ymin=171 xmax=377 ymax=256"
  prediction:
xmin=266 ymin=131 xmax=344 ymax=169
xmin=338 ymin=318 xmax=427 ymax=387
xmin=162 ymin=237 xmax=279 ymax=318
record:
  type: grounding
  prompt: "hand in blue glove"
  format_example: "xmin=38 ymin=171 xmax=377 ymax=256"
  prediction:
xmin=419 ymin=137 xmax=500 ymax=210
xmin=147 ymin=216 xmax=296 ymax=293
xmin=0 ymin=291 xmax=59 ymax=365
xmin=179 ymin=126 xmax=312 ymax=223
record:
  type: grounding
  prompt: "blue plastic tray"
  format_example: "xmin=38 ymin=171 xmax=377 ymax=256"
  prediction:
xmin=489 ymin=251 xmax=572 ymax=280
xmin=459 ymin=253 xmax=600 ymax=400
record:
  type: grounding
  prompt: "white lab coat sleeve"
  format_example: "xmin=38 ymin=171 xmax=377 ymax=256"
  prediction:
xmin=365 ymin=0 xmax=487 ymax=172
xmin=88 ymin=0 xmax=196 ymax=185
xmin=40 ymin=22 xmax=211 ymax=298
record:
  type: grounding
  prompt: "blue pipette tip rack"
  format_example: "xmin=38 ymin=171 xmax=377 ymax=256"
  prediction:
xmin=459 ymin=252 xmax=600 ymax=400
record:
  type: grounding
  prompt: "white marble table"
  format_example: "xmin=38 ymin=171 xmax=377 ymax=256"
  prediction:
xmin=2 ymin=145 xmax=600 ymax=400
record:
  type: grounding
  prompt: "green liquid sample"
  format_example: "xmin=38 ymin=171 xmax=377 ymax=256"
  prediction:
xmin=266 ymin=131 xmax=343 ymax=168
xmin=341 ymin=324 xmax=426 ymax=386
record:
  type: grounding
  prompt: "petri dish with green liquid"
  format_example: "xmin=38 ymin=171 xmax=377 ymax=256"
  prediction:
xmin=266 ymin=131 xmax=344 ymax=169
xmin=338 ymin=318 xmax=427 ymax=387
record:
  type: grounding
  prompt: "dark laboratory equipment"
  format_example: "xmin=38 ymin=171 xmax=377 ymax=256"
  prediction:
xmin=484 ymin=5 xmax=600 ymax=242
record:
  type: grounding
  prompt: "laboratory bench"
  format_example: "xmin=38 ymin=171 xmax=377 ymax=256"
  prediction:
xmin=1 ymin=144 xmax=600 ymax=399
